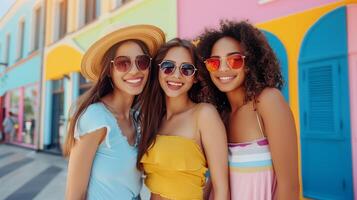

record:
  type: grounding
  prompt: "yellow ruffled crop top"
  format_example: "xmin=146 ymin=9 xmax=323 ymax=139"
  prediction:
xmin=140 ymin=135 xmax=207 ymax=200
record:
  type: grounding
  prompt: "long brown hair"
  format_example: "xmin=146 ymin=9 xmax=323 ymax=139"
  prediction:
xmin=136 ymin=38 xmax=218 ymax=169
xmin=63 ymin=39 xmax=150 ymax=157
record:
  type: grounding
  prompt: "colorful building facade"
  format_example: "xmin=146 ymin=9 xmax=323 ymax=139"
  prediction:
xmin=177 ymin=0 xmax=357 ymax=199
xmin=40 ymin=0 xmax=177 ymax=153
xmin=0 ymin=0 xmax=45 ymax=149
xmin=1 ymin=0 xmax=356 ymax=199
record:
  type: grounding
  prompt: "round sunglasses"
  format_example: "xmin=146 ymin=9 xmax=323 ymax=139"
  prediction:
xmin=158 ymin=60 xmax=197 ymax=77
xmin=204 ymin=53 xmax=246 ymax=72
xmin=111 ymin=55 xmax=152 ymax=72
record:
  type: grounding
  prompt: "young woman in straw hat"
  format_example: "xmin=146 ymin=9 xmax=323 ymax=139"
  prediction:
xmin=64 ymin=24 xmax=165 ymax=200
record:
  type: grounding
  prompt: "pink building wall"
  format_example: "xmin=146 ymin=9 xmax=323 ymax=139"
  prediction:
xmin=347 ymin=4 xmax=357 ymax=200
xmin=178 ymin=0 xmax=338 ymax=39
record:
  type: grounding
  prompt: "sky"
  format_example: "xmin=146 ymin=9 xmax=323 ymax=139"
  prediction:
xmin=0 ymin=0 xmax=16 ymax=20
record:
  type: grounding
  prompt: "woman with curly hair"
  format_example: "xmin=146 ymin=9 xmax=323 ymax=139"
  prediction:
xmin=138 ymin=38 xmax=229 ymax=199
xmin=197 ymin=20 xmax=299 ymax=200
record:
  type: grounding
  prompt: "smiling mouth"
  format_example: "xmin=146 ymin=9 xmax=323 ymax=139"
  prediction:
xmin=167 ymin=81 xmax=184 ymax=90
xmin=124 ymin=77 xmax=143 ymax=86
xmin=217 ymin=75 xmax=236 ymax=83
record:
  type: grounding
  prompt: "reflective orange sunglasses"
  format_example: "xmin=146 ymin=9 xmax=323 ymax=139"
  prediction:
xmin=204 ymin=53 xmax=246 ymax=72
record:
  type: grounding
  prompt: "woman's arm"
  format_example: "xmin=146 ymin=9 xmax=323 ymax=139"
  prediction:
xmin=198 ymin=103 xmax=230 ymax=200
xmin=257 ymin=88 xmax=300 ymax=200
xmin=65 ymin=128 xmax=106 ymax=200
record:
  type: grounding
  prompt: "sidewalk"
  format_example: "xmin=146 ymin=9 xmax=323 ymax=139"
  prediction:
xmin=0 ymin=144 xmax=67 ymax=200
xmin=0 ymin=144 xmax=151 ymax=200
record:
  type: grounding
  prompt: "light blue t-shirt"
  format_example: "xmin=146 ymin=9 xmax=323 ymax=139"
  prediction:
xmin=74 ymin=102 xmax=142 ymax=200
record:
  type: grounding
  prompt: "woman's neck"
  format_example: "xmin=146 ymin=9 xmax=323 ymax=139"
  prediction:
xmin=165 ymin=93 xmax=194 ymax=120
xmin=101 ymin=89 xmax=134 ymax=119
xmin=226 ymin=86 xmax=246 ymax=112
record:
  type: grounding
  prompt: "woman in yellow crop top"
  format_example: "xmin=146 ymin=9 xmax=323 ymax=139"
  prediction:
xmin=137 ymin=38 xmax=229 ymax=200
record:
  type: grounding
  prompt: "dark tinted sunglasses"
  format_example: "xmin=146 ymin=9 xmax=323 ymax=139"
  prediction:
xmin=158 ymin=60 xmax=197 ymax=77
xmin=111 ymin=55 xmax=152 ymax=72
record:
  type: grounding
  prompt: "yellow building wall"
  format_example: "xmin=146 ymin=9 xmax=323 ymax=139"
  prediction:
xmin=256 ymin=1 xmax=357 ymax=199
xmin=44 ymin=0 xmax=177 ymax=81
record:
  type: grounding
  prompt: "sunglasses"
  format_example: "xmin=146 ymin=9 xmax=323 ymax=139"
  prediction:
xmin=111 ymin=55 xmax=152 ymax=72
xmin=204 ymin=53 xmax=246 ymax=72
xmin=158 ymin=60 xmax=197 ymax=77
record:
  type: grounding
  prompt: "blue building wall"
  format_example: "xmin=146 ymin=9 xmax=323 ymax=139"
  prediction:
xmin=0 ymin=0 xmax=45 ymax=95
xmin=0 ymin=0 xmax=45 ymax=149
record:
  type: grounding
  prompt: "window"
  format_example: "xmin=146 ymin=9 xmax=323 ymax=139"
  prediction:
xmin=9 ymin=90 xmax=20 ymax=142
xmin=23 ymin=85 xmax=38 ymax=145
xmin=5 ymin=34 xmax=10 ymax=66
xmin=53 ymin=79 xmax=64 ymax=93
xmin=79 ymin=74 xmax=92 ymax=95
xmin=114 ymin=0 xmax=132 ymax=9
xmin=122 ymin=0 xmax=133 ymax=4
xmin=32 ymin=6 xmax=42 ymax=51
xmin=85 ymin=0 xmax=97 ymax=24
xmin=51 ymin=78 xmax=65 ymax=151
xmin=114 ymin=0 xmax=122 ymax=9
xmin=17 ymin=20 xmax=25 ymax=60
xmin=58 ymin=0 xmax=67 ymax=39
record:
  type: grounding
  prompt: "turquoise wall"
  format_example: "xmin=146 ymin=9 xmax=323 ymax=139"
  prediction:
xmin=0 ymin=0 xmax=44 ymax=95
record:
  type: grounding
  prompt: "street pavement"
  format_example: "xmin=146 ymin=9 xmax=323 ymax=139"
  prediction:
xmin=0 ymin=144 xmax=67 ymax=200
xmin=0 ymin=144 xmax=150 ymax=200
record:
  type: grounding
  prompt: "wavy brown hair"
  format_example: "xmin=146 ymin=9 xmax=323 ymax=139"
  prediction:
xmin=63 ymin=39 xmax=150 ymax=157
xmin=136 ymin=38 xmax=218 ymax=169
xmin=197 ymin=20 xmax=284 ymax=115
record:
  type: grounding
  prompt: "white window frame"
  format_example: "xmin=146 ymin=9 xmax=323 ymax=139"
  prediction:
xmin=58 ymin=0 xmax=68 ymax=39
xmin=17 ymin=18 xmax=25 ymax=60
xmin=52 ymin=0 xmax=60 ymax=42
xmin=79 ymin=0 xmax=100 ymax=27
xmin=31 ymin=4 xmax=42 ymax=51
xmin=78 ymin=0 xmax=85 ymax=28
xmin=53 ymin=0 xmax=68 ymax=42
xmin=5 ymin=34 xmax=10 ymax=65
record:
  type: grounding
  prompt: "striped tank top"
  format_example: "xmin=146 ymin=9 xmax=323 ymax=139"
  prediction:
xmin=228 ymin=112 xmax=277 ymax=200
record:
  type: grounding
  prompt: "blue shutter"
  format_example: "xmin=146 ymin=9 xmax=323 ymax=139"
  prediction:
xmin=299 ymin=6 xmax=353 ymax=199
xmin=302 ymin=60 xmax=340 ymax=138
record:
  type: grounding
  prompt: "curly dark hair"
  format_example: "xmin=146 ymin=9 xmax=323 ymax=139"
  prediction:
xmin=136 ymin=38 xmax=219 ymax=169
xmin=197 ymin=20 xmax=284 ymax=115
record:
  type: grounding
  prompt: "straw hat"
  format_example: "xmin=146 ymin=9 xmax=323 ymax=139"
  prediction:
xmin=81 ymin=24 xmax=166 ymax=82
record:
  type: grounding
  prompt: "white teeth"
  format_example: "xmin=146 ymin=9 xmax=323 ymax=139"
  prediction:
xmin=219 ymin=76 xmax=235 ymax=81
xmin=126 ymin=78 xmax=142 ymax=83
xmin=167 ymin=81 xmax=183 ymax=86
